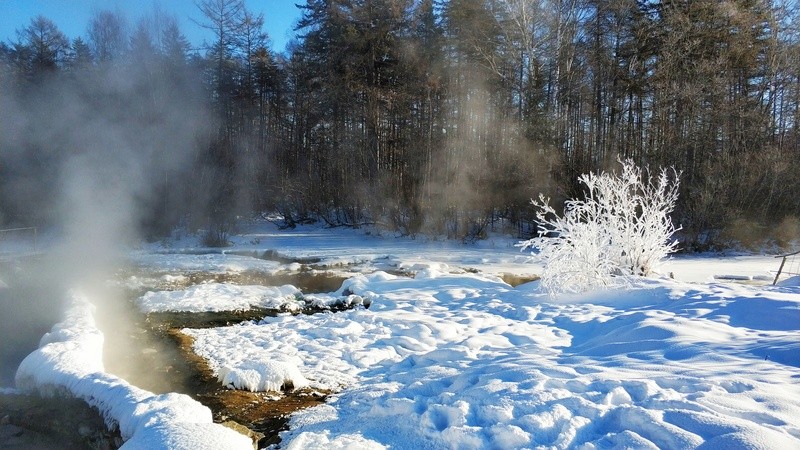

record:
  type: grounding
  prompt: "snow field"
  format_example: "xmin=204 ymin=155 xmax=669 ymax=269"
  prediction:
xmin=14 ymin=292 xmax=253 ymax=450
xmin=130 ymin=252 xmax=284 ymax=275
xmin=138 ymin=283 xmax=302 ymax=313
xmin=14 ymin=223 xmax=793 ymax=449
xmin=182 ymin=268 xmax=800 ymax=449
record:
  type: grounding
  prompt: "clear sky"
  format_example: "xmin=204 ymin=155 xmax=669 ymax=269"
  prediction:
xmin=0 ymin=0 xmax=303 ymax=54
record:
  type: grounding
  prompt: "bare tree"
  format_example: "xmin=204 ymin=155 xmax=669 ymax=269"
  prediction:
xmin=196 ymin=0 xmax=245 ymax=102
xmin=88 ymin=10 xmax=128 ymax=62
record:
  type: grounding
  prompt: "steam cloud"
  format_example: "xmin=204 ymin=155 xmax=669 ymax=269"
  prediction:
xmin=0 ymin=57 xmax=212 ymax=385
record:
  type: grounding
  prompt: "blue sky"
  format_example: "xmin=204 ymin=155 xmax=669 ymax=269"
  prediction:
xmin=0 ymin=0 xmax=303 ymax=53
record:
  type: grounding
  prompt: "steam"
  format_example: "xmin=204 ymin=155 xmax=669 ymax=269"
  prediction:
xmin=19 ymin=66 xmax=206 ymax=277
xmin=415 ymin=66 xmax=555 ymax=238
xmin=0 ymin=56 xmax=211 ymax=386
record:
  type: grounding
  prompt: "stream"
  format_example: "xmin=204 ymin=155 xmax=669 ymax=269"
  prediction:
xmin=95 ymin=268 xmax=348 ymax=448
xmin=2 ymin=252 xmax=350 ymax=449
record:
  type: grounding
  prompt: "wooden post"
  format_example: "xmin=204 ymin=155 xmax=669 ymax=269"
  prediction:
xmin=773 ymin=250 xmax=800 ymax=285
xmin=773 ymin=255 xmax=787 ymax=285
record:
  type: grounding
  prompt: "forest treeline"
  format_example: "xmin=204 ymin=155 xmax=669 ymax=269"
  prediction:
xmin=1 ymin=0 xmax=799 ymax=249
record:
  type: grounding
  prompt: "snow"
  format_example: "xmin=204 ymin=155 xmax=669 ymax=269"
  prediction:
xmin=143 ymin=223 xmax=539 ymax=279
xmin=664 ymin=254 xmax=778 ymax=283
xmin=130 ymin=251 xmax=284 ymax=275
xmin=136 ymin=281 xmax=371 ymax=315
xmin=14 ymin=292 xmax=253 ymax=450
xmin=219 ymin=359 xmax=309 ymax=392
xmin=778 ymin=275 xmax=800 ymax=287
xmin=282 ymin=429 xmax=388 ymax=450
xmin=183 ymin=267 xmax=800 ymax=449
xmin=14 ymin=220 xmax=800 ymax=449
xmin=138 ymin=283 xmax=301 ymax=313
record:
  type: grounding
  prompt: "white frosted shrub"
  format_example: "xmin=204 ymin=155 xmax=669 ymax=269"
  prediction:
xmin=520 ymin=159 xmax=681 ymax=294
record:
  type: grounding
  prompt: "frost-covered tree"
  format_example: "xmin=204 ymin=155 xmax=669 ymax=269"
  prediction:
xmin=520 ymin=159 xmax=681 ymax=294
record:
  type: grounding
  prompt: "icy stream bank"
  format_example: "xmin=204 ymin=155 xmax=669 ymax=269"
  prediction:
xmin=14 ymin=292 xmax=254 ymax=450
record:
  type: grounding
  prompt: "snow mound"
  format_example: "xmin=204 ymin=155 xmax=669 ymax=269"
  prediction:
xmin=138 ymin=283 xmax=301 ymax=313
xmin=220 ymin=359 xmax=309 ymax=392
xmin=15 ymin=292 xmax=253 ymax=450
xmin=120 ymin=422 xmax=253 ymax=450
xmin=302 ymin=293 xmax=371 ymax=310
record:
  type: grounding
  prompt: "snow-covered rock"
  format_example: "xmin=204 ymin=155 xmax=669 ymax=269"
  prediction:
xmin=220 ymin=359 xmax=309 ymax=392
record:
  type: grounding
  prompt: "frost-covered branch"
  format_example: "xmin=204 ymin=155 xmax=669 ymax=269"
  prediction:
xmin=519 ymin=159 xmax=681 ymax=294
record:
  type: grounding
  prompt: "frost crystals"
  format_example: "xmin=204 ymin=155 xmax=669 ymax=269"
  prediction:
xmin=519 ymin=159 xmax=681 ymax=294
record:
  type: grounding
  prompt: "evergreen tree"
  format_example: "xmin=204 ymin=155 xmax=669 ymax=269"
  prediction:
xmin=14 ymin=15 xmax=69 ymax=76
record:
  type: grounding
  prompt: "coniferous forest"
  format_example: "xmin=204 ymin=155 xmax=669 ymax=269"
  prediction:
xmin=1 ymin=0 xmax=799 ymax=250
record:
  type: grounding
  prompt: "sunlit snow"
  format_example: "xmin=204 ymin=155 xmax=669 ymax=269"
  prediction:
xmin=8 ymin=221 xmax=800 ymax=449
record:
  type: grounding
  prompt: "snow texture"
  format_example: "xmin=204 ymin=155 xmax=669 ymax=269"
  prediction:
xmin=778 ymin=275 xmax=800 ymax=287
xmin=186 ymin=267 xmax=800 ymax=449
xmin=14 ymin=292 xmax=253 ymax=450
xmin=219 ymin=359 xmax=309 ymax=392
xmin=14 ymin=221 xmax=798 ymax=449
xmin=138 ymin=283 xmax=302 ymax=313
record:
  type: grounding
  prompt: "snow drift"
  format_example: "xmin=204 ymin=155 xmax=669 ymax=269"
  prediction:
xmin=138 ymin=283 xmax=301 ymax=313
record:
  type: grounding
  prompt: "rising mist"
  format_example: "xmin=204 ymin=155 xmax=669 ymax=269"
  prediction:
xmin=0 ymin=30 xmax=213 ymax=385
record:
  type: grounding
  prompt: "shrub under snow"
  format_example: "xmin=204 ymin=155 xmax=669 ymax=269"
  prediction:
xmin=520 ymin=159 xmax=681 ymax=294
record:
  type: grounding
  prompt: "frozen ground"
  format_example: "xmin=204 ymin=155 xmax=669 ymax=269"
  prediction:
xmin=7 ymin=220 xmax=800 ymax=449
